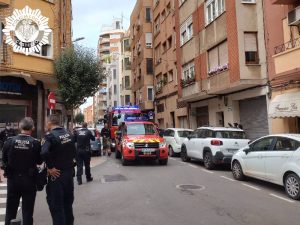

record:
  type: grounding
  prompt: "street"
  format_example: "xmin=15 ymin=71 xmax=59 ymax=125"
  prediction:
xmin=32 ymin=155 xmax=299 ymax=225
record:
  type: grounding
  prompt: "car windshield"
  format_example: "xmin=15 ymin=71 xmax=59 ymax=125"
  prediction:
xmin=126 ymin=124 xmax=157 ymax=135
xmin=214 ymin=131 xmax=246 ymax=139
xmin=112 ymin=112 xmax=141 ymax=126
xmin=178 ymin=130 xmax=192 ymax=137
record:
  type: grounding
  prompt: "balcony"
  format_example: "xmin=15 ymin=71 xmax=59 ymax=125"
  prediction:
xmin=100 ymin=38 xmax=110 ymax=44
xmin=273 ymin=37 xmax=300 ymax=74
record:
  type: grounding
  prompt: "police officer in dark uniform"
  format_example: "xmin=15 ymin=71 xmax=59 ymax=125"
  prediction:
xmin=0 ymin=123 xmax=17 ymax=145
xmin=41 ymin=114 xmax=76 ymax=225
xmin=2 ymin=117 xmax=42 ymax=225
xmin=74 ymin=122 xmax=95 ymax=185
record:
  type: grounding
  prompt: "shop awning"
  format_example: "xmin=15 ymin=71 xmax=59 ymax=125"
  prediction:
xmin=269 ymin=92 xmax=300 ymax=118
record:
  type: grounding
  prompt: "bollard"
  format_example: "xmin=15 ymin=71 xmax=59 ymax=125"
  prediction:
xmin=10 ymin=219 xmax=22 ymax=225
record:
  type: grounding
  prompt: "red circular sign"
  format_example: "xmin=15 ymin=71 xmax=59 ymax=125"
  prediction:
xmin=48 ymin=92 xmax=56 ymax=109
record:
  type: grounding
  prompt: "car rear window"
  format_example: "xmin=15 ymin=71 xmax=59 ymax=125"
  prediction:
xmin=214 ymin=131 xmax=246 ymax=139
xmin=178 ymin=130 xmax=192 ymax=137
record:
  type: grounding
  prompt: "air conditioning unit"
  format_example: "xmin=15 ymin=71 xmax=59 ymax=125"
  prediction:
xmin=288 ymin=6 xmax=300 ymax=26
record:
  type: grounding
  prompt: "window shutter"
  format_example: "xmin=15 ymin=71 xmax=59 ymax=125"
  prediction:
xmin=244 ymin=33 xmax=257 ymax=52
xmin=146 ymin=33 xmax=152 ymax=47
xmin=208 ymin=47 xmax=218 ymax=70
xmin=218 ymin=41 xmax=228 ymax=66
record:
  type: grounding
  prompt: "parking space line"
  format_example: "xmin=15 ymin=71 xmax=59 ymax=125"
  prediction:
xmin=269 ymin=194 xmax=295 ymax=203
xmin=201 ymin=169 xmax=214 ymax=174
xmin=189 ymin=164 xmax=198 ymax=169
xmin=242 ymin=183 xmax=261 ymax=191
xmin=220 ymin=176 xmax=235 ymax=182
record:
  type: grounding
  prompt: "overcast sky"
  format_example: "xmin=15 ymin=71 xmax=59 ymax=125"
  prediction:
xmin=72 ymin=0 xmax=136 ymax=110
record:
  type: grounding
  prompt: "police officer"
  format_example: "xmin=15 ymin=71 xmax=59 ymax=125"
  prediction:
xmin=74 ymin=122 xmax=95 ymax=185
xmin=41 ymin=114 xmax=76 ymax=225
xmin=2 ymin=117 xmax=42 ymax=225
xmin=0 ymin=122 xmax=17 ymax=145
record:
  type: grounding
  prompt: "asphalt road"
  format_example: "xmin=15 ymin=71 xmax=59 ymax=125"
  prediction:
xmin=33 ymin=155 xmax=300 ymax=225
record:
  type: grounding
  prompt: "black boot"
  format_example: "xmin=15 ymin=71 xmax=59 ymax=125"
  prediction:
xmin=87 ymin=177 xmax=93 ymax=182
xmin=77 ymin=177 xmax=82 ymax=185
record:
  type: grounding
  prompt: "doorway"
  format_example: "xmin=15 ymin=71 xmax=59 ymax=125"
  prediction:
xmin=216 ymin=111 xmax=224 ymax=127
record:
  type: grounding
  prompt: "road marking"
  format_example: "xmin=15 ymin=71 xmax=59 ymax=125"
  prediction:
xmin=0 ymin=208 xmax=5 ymax=215
xmin=189 ymin=164 xmax=198 ymax=169
xmin=201 ymin=169 xmax=214 ymax=174
xmin=0 ymin=183 xmax=7 ymax=187
xmin=169 ymin=158 xmax=176 ymax=161
xmin=179 ymin=161 xmax=186 ymax=165
xmin=0 ymin=190 xmax=7 ymax=194
xmin=269 ymin=194 xmax=295 ymax=203
xmin=0 ymin=198 xmax=6 ymax=204
xmin=242 ymin=183 xmax=261 ymax=191
xmin=220 ymin=176 xmax=235 ymax=182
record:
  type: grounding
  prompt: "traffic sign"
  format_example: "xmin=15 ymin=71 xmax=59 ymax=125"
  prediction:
xmin=48 ymin=92 xmax=56 ymax=109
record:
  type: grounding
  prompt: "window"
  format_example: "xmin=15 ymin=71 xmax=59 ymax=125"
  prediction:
xmin=154 ymin=15 xmax=160 ymax=34
xmin=251 ymin=137 xmax=275 ymax=151
xmin=146 ymin=58 xmax=154 ymax=74
xmin=110 ymin=34 xmax=120 ymax=39
xmin=114 ymin=101 xmax=117 ymax=107
xmin=208 ymin=41 xmax=228 ymax=74
xmin=167 ymin=36 xmax=172 ymax=49
xmin=205 ymin=0 xmax=225 ymax=25
xmin=147 ymin=87 xmax=154 ymax=101
xmin=125 ymin=95 xmax=131 ymax=105
xmin=114 ymin=85 xmax=117 ymax=94
xmin=274 ymin=137 xmax=300 ymax=151
xmin=244 ymin=32 xmax=259 ymax=64
xmin=124 ymin=57 xmax=131 ymax=70
xmin=34 ymin=31 xmax=53 ymax=57
xmin=125 ymin=76 xmax=130 ymax=89
xmin=155 ymin=44 xmax=161 ymax=64
xmin=146 ymin=7 xmax=152 ymax=22
xmin=113 ymin=69 xmax=117 ymax=79
xmin=145 ymin=33 xmax=153 ymax=48
xmin=179 ymin=0 xmax=187 ymax=6
xmin=242 ymin=0 xmax=256 ymax=3
xmin=180 ymin=16 xmax=193 ymax=46
xmin=162 ymin=42 xmax=167 ymax=52
xmin=168 ymin=70 xmax=173 ymax=82
xmin=182 ymin=62 xmax=195 ymax=80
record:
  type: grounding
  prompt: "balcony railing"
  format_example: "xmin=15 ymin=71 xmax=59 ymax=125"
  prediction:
xmin=274 ymin=37 xmax=300 ymax=54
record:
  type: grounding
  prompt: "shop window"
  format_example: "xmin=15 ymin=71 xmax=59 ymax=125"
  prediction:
xmin=244 ymin=32 xmax=259 ymax=64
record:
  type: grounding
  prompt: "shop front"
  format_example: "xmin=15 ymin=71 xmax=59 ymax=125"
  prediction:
xmin=269 ymin=90 xmax=300 ymax=134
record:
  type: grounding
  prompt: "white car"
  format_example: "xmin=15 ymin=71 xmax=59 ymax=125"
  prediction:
xmin=231 ymin=134 xmax=300 ymax=200
xmin=181 ymin=127 xmax=250 ymax=169
xmin=163 ymin=128 xmax=193 ymax=157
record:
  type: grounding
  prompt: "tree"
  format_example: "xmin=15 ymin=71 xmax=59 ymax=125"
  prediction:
xmin=54 ymin=46 xmax=104 ymax=109
xmin=74 ymin=113 xmax=84 ymax=124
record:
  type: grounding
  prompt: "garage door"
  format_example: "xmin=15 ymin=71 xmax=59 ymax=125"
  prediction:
xmin=239 ymin=96 xmax=269 ymax=141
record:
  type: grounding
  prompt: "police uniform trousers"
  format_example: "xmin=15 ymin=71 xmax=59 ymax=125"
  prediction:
xmin=5 ymin=174 xmax=36 ymax=225
xmin=46 ymin=168 xmax=74 ymax=225
xmin=76 ymin=149 xmax=92 ymax=180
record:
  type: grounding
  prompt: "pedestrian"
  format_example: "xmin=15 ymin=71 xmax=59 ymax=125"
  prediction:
xmin=2 ymin=117 xmax=42 ymax=225
xmin=0 ymin=123 xmax=17 ymax=183
xmin=100 ymin=123 xmax=111 ymax=156
xmin=41 ymin=114 xmax=76 ymax=225
xmin=74 ymin=122 xmax=95 ymax=185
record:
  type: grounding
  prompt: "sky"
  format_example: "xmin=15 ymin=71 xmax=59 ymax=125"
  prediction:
xmin=73 ymin=0 xmax=136 ymax=111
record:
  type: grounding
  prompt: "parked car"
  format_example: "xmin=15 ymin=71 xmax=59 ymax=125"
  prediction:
xmin=231 ymin=134 xmax=300 ymax=200
xmin=163 ymin=128 xmax=193 ymax=157
xmin=88 ymin=128 xmax=102 ymax=156
xmin=181 ymin=127 xmax=249 ymax=169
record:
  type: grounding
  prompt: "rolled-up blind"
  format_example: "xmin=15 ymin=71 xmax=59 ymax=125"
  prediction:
xmin=244 ymin=33 xmax=257 ymax=52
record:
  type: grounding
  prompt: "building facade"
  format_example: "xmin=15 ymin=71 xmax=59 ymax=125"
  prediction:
xmin=120 ymin=30 xmax=133 ymax=105
xmin=264 ymin=0 xmax=300 ymax=133
xmin=173 ymin=0 xmax=269 ymax=140
xmin=83 ymin=105 xmax=93 ymax=126
xmin=0 ymin=0 xmax=72 ymax=137
xmin=130 ymin=0 xmax=155 ymax=115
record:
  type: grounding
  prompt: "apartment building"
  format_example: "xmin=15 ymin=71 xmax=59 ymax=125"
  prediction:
xmin=175 ymin=0 xmax=269 ymax=140
xmin=152 ymin=0 xmax=186 ymax=128
xmin=95 ymin=19 xmax=124 ymax=121
xmin=120 ymin=30 xmax=133 ymax=105
xmin=264 ymin=0 xmax=300 ymax=133
xmin=130 ymin=0 xmax=155 ymax=115
xmin=0 ymin=0 xmax=72 ymax=137
xmin=83 ymin=105 xmax=93 ymax=126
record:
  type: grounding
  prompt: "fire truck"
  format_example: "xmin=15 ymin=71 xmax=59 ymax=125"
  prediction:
xmin=105 ymin=105 xmax=142 ymax=151
xmin=115 ymin=116 xmax=168 ymax=166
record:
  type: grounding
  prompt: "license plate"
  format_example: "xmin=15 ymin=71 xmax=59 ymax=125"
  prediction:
xmin=227 ymin=149 xmax=238 ymax=153
xmin=142 ymin=148 xmax=156 ymax=153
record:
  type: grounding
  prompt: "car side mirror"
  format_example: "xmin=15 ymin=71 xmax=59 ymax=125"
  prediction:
xmin=244 ymin=148 xmax=250 ymax=155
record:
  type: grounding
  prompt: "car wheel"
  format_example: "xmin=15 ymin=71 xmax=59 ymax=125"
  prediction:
xmin=232 ymin=161 xmax=245 ymax=181
xmin=121 ymin=153 xmax=129 ymax=166
xmin=159 ymin=158 xmax=168 ymax=165
xmin=169 ymin=146 xmax=175 ymax=157
xmin=284 ymin=173 xmax=300 ymax=200
xmin=204 ymin=151 xmax=215 ymax=170
xmin=181 ymin=146 xmax=191 ymax=162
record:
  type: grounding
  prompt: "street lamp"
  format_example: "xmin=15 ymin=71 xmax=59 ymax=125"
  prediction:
xmin=72 ymin=37 xmax=85 ymax=43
